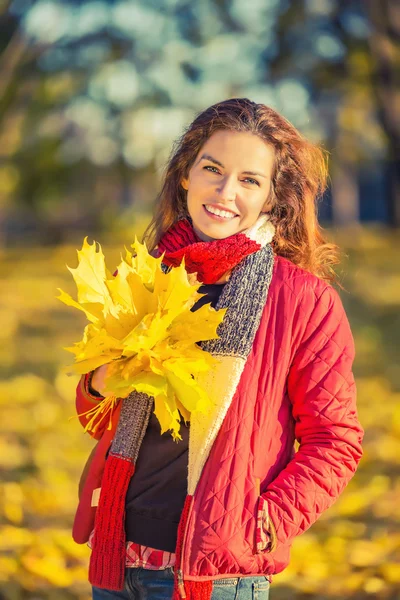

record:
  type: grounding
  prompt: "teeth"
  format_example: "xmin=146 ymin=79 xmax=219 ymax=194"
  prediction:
xmin=205 ymin=205 xmax=237 ymax=218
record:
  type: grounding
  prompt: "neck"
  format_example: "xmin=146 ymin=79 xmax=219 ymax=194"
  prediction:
xmin=191 ymin=213 xmax=275 ymax=244
xmin=192 ymin=225 xmax=215 ymax=243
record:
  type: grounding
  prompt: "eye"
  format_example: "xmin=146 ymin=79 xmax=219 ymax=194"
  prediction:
xmin=204 ymin=165 xmax=220 ymax=174
xmin=243 ymin=177 xmax=260 ymax=186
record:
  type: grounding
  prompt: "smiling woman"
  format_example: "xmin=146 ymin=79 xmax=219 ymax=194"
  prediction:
xmin=181 ymin=131 xmax=275 ymax=242
xmin=145 ymin=98 xmax=338 ymax=283
xmin=72 ymin=98 xmax=363 ymax=600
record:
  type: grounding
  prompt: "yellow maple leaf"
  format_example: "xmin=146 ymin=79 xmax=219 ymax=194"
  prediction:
xmin=131 ymin=238 xmax=159 ymax=287
xmin=58 ymin=237 xmax=226 ymax=439
xmin=169 ymin=303 xmax=226 ymax=346
xmin=67 ymin=237 xmax=115 ymax=313
xmin=56 ymin=289 xmax=103 ymax=325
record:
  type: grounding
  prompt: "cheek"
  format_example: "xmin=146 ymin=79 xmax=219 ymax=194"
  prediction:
xmin=187 ymin=176 xmax=210 ymax=199
xmin=238 ymin=194 xmax=265 ymax=214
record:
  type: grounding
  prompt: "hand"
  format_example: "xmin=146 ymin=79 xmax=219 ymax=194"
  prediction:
xmin=90 ymin=364 xmax=114 ymax=396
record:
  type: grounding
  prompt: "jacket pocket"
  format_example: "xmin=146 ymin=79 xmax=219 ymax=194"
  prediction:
xmin=255 ymin=495 xmax=277 ymax=554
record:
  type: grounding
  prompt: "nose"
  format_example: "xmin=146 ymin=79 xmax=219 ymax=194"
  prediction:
xmin=216 ymin=175 xmax=237 ymax=202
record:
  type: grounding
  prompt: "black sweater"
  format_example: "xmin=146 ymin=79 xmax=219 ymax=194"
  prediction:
xmin=124 ymin=283 xmax=225 ymax=551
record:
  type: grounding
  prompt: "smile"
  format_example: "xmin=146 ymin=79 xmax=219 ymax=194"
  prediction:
xmin=203 ymin=205 xmax=239 ymax=220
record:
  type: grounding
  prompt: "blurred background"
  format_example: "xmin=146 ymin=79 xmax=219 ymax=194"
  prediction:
xmin=0 ymin=0 xmax=399 ymax=598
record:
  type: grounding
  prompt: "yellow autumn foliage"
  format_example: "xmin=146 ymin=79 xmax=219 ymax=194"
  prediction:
xmin=57 ymin=237 xmax=226 ymax=440
xmin=1 ymin=227 xmax=399 ymax=600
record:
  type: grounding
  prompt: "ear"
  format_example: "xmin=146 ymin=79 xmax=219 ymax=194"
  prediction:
xmin=261 ymin=200 xmax=272 ymax=214
xmin=181 ymin=177 xmax=189 ymax=191
xmin=261 ymin=187 xmax=275 ymax=213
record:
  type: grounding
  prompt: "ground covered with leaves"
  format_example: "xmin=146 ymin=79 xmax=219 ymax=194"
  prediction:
xmin=0 ymin=227 xmax=399 ymax=599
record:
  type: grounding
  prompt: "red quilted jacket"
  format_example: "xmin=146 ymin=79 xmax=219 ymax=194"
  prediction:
xmin=73 ymin=255 xmax=363 ymax=582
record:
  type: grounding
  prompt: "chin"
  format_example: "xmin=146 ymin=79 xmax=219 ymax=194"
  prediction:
xmin=192 ymin=215 xmax=240 ymax=242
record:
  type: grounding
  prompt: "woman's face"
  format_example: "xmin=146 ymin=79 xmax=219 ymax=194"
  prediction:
xmin=181 ymin=130 xmax=275 ymax=242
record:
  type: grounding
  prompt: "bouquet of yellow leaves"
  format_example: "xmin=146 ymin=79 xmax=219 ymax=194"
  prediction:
xmin=57 ymin=237 xmax=226 ymax=440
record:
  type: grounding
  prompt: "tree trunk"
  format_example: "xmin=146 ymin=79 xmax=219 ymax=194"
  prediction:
xmin=331 ymin=160 xmax=359 ymax=226
xmin=366 ymin=0 xmax=400 ymax=226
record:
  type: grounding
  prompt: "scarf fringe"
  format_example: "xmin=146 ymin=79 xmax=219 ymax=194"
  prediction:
xmin=89 ymin=454 xmax=135 ymax=590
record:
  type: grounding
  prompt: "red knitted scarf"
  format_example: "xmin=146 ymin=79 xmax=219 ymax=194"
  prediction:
xmin=157 ymin=219 xmax=262 ymax=284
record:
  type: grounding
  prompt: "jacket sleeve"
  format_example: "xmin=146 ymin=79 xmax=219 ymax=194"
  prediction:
xmin=76 ymin=373 xmax=120 ymax=441
xmin=262 ymin=284 xmax=364 ymax=551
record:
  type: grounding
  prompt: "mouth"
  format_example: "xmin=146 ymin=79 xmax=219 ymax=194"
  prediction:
xmin=203 ymin=204 xmax=239 ymax=220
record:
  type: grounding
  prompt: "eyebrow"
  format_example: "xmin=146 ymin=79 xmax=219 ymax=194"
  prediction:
xmin=198 ymin=153 xmax=268 ymax=179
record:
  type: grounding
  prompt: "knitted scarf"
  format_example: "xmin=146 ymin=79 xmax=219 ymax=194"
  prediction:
xmin=157 ymin=218 xmax=264 ymax=284
xmin=88 ymin=214 xmax=276 ymax=594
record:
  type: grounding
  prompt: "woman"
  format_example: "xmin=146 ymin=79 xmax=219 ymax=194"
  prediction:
xmin=72 ymin=98 xmax=364 ymax=600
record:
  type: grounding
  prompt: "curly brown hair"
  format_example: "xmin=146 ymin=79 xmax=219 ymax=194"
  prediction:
xmin=143 ymin=98 xmax=340 ymax=284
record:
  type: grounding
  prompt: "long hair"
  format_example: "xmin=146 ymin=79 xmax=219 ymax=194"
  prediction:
xmin=143 ymin=98 xmax=340 ymax=284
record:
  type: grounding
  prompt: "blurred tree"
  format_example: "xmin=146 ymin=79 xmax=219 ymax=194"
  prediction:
xmin=366 ymin=0 xmax=400 ymax=227
xmin=268 ymin=0 xmax=395 ymax=225
xmin=0 ymin=0 xmax=398 ymax=244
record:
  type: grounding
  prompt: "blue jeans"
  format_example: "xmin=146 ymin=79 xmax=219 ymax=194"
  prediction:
xmin=92 ymin=567 xmax=174 ymax=599
xmin=92 ymin=569 xmax=270 ymax=599
xmin=211 ymin=576 xmax=270 ymax=599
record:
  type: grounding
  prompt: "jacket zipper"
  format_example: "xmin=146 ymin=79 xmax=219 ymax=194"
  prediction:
xmin=177 ymin=569 xmax=186 ymax=598
xmin=176 ymin=499 xmax=193 ymax=598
